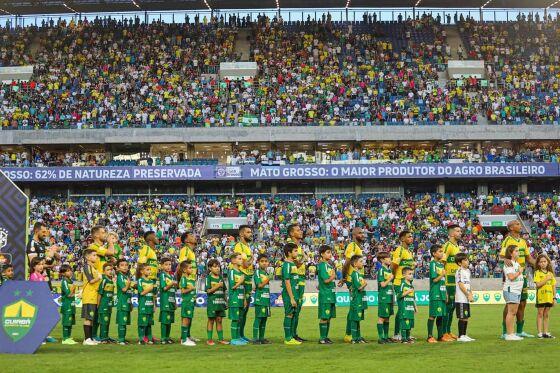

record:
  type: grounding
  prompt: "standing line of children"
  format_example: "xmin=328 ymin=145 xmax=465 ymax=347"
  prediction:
xmin=48 ymin=237 xmax=558 ymax=346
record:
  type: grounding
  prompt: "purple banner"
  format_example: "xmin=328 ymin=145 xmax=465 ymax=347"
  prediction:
xmin=1 ymin=163 xmax=558 ymax=182
xmin=1 ymin=166 xmax=215 ymax=182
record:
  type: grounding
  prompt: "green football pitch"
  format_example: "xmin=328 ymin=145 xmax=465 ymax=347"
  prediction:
xmin=3 ymin=305 xmax=559 ymax=372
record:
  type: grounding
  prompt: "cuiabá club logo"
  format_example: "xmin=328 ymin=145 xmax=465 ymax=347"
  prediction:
xmin=2 ymin=299 xmax=38 ymax=342
xmin=0 ymin=227 xmax=8 ymax=250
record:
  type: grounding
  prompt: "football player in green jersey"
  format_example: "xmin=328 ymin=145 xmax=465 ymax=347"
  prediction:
xmin=229 ymin=252 xmax=248 ymax=346
xmin=376 ymin=252 xmax=395 ymax=344
xmin=59 ymin=264 xmax=77 ymax=345
xmin=137 ymin=263 xmax=156 ymax=344
xmin=116 ymin=258 xmax=134 ymax=345
xmin=317 ymin=245 xmax=336 ymax=345
xmin=399 ymin=268 xmax=416 ymax=343
xmin=427 ymin=245 xmax=451 ymax=343
xmin=205 ymin=259 xmax=229 ymax=346
xmin=281 ymin=243 xmax=302 ymax=345
xmin=177 ymin=260 xmax=197 ymax=346
xmin=159 ymin=257 xmax=177 ymax=344
xmin=253 ymin=254 xmax=272 ymax=344
xmin=97 ymin=263 xmax=115 ymax=343
xmin=343 ymin=255 xmax=368 ymax=344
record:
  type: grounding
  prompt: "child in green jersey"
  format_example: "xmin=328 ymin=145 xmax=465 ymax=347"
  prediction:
xmin=318 ymin=245 xmax=336 ymax=345
xmin=343 ymin=255 xmax=368 ymax=344
xmin=205 ymin=259 xmax=229 ymax=346
xmin=399 ymin=268 xmax=417 ymax=344
xmin=137 ymin=263 xmax=156 ymax=345
xmin=427 ymin=245 xmax=450 ymax=343
xmin=377 ymin=251 xmax=395 ymax=344
xmin=281 ymin=243 xmax=302 ymax=345
xmin=229 ymin=252 xmax=248 ymax=346
xmin=159 ymin=257 xmax=177 ymax=344
xmin=253 ymin=254 xmax=271 ymax=345
xmin=178 ymin=260 xmax=197 ymax=346
xmin=97 ymin=263 xmax=115 ymax=343
xmin=60 ymin=264 xmax=77 ymax=345
xmin=116 ymin=259 xmax=134 ymax=345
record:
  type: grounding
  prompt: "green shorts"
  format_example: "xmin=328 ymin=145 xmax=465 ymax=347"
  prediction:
xmin=318 ymin=302 xmax=336 ymax=320
xmin=159 ymin=310 xmax=175 ymax=324
xmin=348 ymin=307 xmax=365 ymax=322
xmin=283 ymin=296 xmax=299 ymax=316
xmin=446 ymin=285 xmax=456 ymax=303
xmin=521 ymin=277 xmax=529 ymax=301
xmin=61 ymin=312 xmax=75 ymax=327
xmin=138 ymin=313 xmax=154 ymax=327
xmin=378 ymin=302 xmax=394 ymax=319
xmin=400 ymin=317 xmax=414 ymax=330
xmin=181 ymin=303 xmax=195 ymax=319
xmin=229 ymin=306 xmax=242 ymax=321
xmin=98 ymin=312 xmax=112 ymax=325
xmin=116 ymin=311 xmax=131 ymax=326
xmin=429 ymin=300 xmax=446 ymax=317
xmin=207 ymin=308 xmax=226 ymax=319
xmin=255 ymin=305 xmax=271 ymax=318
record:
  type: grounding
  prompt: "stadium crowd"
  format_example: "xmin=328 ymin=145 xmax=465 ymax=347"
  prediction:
xmin=3 ymin=145 xmax=560 ymax=167
xmin=1 ymin=15 xmax=560 ymax=127
xmin=28 ymin=193 xmax=560 ymax=283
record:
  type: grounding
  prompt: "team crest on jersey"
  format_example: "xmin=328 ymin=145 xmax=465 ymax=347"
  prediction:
xmin=104 ymin=316 xmax=109 ymax=322
xmin=437 ymin=307 xmax=442 ymax=312
xmin=167 ymin=314 xmax=170 ymax=320
xmin=2 ymin=299 xmax=38 ymax=342
xmin=325 ymin=309 xmax=330 ymax=315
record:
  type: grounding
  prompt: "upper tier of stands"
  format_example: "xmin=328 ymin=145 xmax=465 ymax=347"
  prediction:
xmin=1 ymin=13 xmax=560 ymax=129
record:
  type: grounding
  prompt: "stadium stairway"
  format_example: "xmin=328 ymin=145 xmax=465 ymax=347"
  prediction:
xmin=234 ymin=28 xmax=252 ymax=61
xmin=444 ymin=25 xmax=466 ymax=60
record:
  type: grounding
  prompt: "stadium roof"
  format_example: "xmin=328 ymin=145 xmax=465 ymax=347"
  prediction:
xmin=0 ymin=1 xmax=557 ymax=16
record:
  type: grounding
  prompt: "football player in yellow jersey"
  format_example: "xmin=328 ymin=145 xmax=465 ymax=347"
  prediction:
xmin=88 ymin=226 xmax=117 ymax=274
xmin=138 ymin=231 xmax=159 ymax=281
xmin=391 ymin=230 xmax=415 ymax=341
xmin=287 ymin=223 xmax=307 ymax=342
xmin=233 ymin=225 xmax=254 ymax=342
xmin=441 ymin=224 xmax=462 ymax=340
xmin=179 ymin=232 xmax=197 ymax=279
xmin=499 ymin=220 xmax=536 ymax=338
xmin=341 ymin=227 xmax=365 ymax=343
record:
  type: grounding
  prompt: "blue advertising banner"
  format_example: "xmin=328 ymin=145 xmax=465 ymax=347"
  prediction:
xmin=0 ymin=170 xmax=29 ymax=280
xmin=0 ymin=281 xmax=60 ymax=354
xmin=1 ymin=163 xmax=558 ymax=182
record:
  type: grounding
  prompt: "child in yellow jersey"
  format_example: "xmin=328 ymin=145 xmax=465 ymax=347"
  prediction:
xmin=534 ymin=254 xmax=556 ymax=339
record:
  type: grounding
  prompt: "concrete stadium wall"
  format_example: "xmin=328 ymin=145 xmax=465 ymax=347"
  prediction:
xmin=1 ymin=125 xmax=559 ymax=145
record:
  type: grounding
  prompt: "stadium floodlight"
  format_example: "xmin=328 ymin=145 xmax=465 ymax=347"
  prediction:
xmin=480 ymin=0 xmax=494 ymax=9
xmin=345 ymin=0 xmax=351 ymax=8
xmin=276 ymin=0 xmax=280 ymax=10
xmin=62 ymin=2 xmax=77 ymax=13
xmin=415 ymin=0 xmax=422 ymax=6
xmin=547 ymin=0 xmax=560 ymax=9
xmin=203 ymin=0 xmax=212 ymax=10
xmin=131 ymin=0 xmax=141 ymax=9
xmin=0 ymin=8 xmax=13 ymax=15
